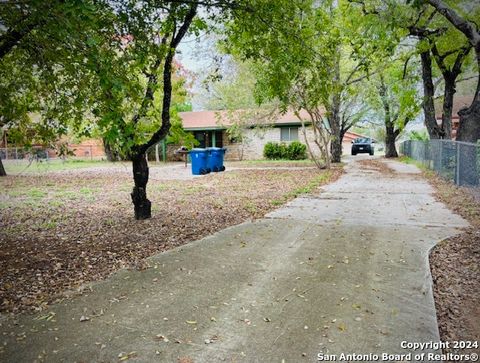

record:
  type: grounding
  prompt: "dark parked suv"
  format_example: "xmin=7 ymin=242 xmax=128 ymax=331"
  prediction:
xmin=351 ymin=137 xmax=374 ymax=156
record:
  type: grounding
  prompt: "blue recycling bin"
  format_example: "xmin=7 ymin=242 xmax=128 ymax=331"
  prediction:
xmin=189 ymin=148 xmax=210 ymax=175
xmin=207 ymin=147 xmax=226 ymax=172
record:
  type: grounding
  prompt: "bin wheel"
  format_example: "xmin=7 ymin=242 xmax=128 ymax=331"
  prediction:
xmin=200 ymin=168 xmax=208 ymax=175
xmin=220 ymin=166 xmax=226 ymax=172
xmin=212 ymin=166 xmax=219 ymax=172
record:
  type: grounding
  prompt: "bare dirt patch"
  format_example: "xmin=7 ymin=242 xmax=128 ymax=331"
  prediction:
xmin=0 ymin=166 xmax=342 ymax=314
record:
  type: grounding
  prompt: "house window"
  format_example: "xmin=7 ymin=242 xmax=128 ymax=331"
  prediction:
xmin=193 ymin=130 xmax=224 ymax=148
xmin=280 ymin=127 xmax=299 ymax=141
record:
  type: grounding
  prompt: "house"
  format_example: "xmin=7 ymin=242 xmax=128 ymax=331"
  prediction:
xmin=1 ymin=110 xmax=366 ymax=162
xmin=435 ymin=96 xmax=473 ymax=139
xmin=178 ymin=110 xmax=365 ymax=160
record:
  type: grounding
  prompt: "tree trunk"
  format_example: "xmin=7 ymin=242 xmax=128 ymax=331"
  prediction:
xmin=329 ymin=54 xmax=343 ymax=164
xmin=441 ymin=75 xmax=455 ymax=139
xmin=131 ymin=153 xmax=151 ymax=220
xmin=330 ymin=136 xmax=343 ymax=163
xmin=420 ymin=51 xmax=444 ymax=139
xmin=457 ymin=102 xmax=480 ymax=143
xmin=103 ymin=138 xmax=120 ymax=162
xmin=329 ymin=98 xmax=342 ymax=163
xmin=385 ymin=126 xmax=398 ymax=158
xmin=0 ymin=157 xmax=6 ymax=176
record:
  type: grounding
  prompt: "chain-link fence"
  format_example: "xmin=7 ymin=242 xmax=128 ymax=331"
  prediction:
xmin=0 ymin=144 xmax=104 ymax=161
xmin=400 ymin=139 xmax=480 ymax=187
xmin=0 ymin=147 xmax=52 ymax=161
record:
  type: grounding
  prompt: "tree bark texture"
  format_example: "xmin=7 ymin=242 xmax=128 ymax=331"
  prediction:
xmin=330 ymin=136 xmax=343 ymax=163
xmin=128 ymin=4 xmax=197 ymax=220
xmin=329 ymin=92 xmax=342 ymax=163
xmin=441 ymin=76 xmax=455 ymax=139
xmin=385 ymin=126 xmax=399 ymax=158
xmin=131 ymin=153 xmax=151 ymax=220
xmin=420 ymin=51 xmax=444 ymax=139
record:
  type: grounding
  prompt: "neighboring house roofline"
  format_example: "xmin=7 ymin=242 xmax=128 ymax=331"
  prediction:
xmin=185 ymin=126 xmax=227 ymax=131
xmin=434 ymin=95 xmax=474 ymax=120
xmin=179 ymin=109 xmax=314 ymax=130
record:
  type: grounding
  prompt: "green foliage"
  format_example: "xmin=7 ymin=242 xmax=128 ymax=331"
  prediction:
xmin=364 ymin=57 xmax=422 ymax=137
xmin=408 ymin=130 xmax=430 ymax=141
xmin=1 ymin=1 xmax=207 ymax=160
xmin=263 ymin=141 xmax=307 ymax=160
xmin=0 ymin=1 xmax=116 ymax=147
xmin=226 ymin=123 xmax=244 ymax=143
xmin=166 ymin=112 xmax=198 ymax=148
xmin=263 ymin=142 xmax=284 ymax=160
xmin=286 ymin=141 xmax=308 ymax=160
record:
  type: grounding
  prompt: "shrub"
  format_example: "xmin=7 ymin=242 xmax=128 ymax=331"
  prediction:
xmin=264 ymin=142 xmax=283 ymax=159
xmin=263 ymin=141 xmax=307 ymax=160
xmin=286 ymin=141 xmax=307 ymax=160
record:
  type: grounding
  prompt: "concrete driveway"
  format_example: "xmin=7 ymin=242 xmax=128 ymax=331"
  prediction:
xmin=0 ymin=158 xmax=468 ymax=362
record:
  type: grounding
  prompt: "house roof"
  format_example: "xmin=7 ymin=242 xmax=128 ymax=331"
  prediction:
xmin=435 ymin=95 xmax=474 ymax=120
xmin=343 ymin=131 xmax=368 ymax=142
xmin=179 ymin=109 xmax=312 ymax=130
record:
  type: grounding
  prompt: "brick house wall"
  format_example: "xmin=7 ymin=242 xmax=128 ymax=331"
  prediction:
xmin=236 ymin=126 xmax=322 ymax=160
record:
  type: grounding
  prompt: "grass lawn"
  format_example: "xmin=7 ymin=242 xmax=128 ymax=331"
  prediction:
xmin=2 ymin=159 xmax=118 ymax=175
xmin=0 ymin=165 xmax=342 ymax=314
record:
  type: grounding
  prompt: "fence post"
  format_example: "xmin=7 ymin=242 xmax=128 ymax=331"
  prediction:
xmin=155 ymin=144 xmax=160 ymax=163
xmin=439 ymin=140 xmax=443 ymax=174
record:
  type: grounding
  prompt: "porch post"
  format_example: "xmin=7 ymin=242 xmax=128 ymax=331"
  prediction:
xmin=212 ymin=131 xmax=216 ymax=147
xmin=162 ymin=139 xmax=167 ymax=163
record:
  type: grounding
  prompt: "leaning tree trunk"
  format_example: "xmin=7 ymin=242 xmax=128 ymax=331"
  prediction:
xmin=385 ymin=126 xmax=398 ymax=158
xmin=0 ymin=157 xmax=6 ymax=176
xmin=131 ymin=152 xmax=151 ymax=220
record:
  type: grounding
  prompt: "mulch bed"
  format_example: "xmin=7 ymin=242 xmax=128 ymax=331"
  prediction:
xmin=0 ymin=167 xmax=342 ymax=314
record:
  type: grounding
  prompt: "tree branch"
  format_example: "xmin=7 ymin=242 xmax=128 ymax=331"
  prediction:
xmin=138 ymin=4 xmax=197 ymax=154
xmin=0 ymin=22 xmax=36 ymax=59
xmin=426 ymin=0 xmax=480 ymax=48
xmin=132 ymin=37 xmax=168 ymax=125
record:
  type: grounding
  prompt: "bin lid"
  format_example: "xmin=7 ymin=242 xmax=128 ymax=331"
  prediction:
xmin=189 ymin=148 xmax=207 ymax=153
xmin=206 ymin=147 xmax=225 ymax=151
